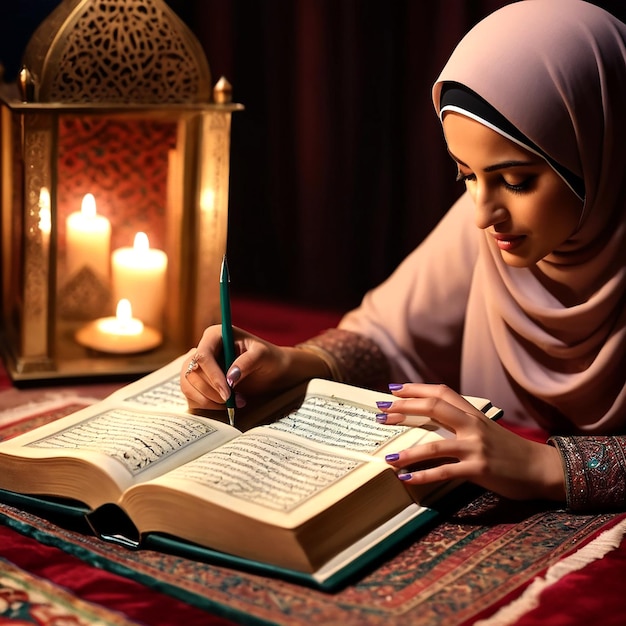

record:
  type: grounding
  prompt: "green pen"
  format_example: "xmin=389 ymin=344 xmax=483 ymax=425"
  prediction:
xmin=220 ymin=255 xmax=236 ymax=426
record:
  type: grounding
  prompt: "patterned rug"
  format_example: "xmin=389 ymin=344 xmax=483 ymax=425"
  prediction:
xmin=1 ymin=397 xmax=626 ymax=625
xmin=0 ymin=557 xmax=141 ymax=625
xmin=2 ymin=492 xmax=624 ymax=626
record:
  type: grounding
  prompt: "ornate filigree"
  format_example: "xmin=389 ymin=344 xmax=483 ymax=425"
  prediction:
xmin=23 ymin=0 xmax=211 ymax=104
xmin=58 ymin=266 xmax=111 ymax=320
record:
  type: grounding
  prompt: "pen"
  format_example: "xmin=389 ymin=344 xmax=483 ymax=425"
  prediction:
xmin=220 ymin=255 xmax=236 ymax=426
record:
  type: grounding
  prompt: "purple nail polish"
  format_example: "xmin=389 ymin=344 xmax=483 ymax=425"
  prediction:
xmin=398 ymin=473 xmax=412 ymax=481
xmin=388 ymin=383 xmax=403 ymax=392
xmin=376 ymin=401 xmax=392 ymax=409
xmin=376 ymin=413 xmax=387 ymax=423
xmin=385 ymin=453 xmax=400 ymax=462
xmin=227 ymin=366 xmax=241 ymax=387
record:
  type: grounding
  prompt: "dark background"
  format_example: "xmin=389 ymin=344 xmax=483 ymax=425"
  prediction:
xmin=2 ymin=1 xmax=625 ymax=313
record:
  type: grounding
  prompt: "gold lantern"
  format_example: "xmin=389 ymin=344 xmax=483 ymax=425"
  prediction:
xmin=0 ymin=0 xmax=242 ymax=381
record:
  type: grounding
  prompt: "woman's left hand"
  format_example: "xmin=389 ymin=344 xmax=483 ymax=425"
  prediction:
xmin=378 ymin=383 xmax=566 ymax=502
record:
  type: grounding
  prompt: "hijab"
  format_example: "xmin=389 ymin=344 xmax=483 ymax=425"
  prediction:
xmin=432 ymin=0 xmax=626 ymax=433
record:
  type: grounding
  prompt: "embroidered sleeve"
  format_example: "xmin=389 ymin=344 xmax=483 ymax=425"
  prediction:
xmin=296 ymin=328 xmax=391 ymax=389
xmin=548 ymin=436 xmax=626 ymax=511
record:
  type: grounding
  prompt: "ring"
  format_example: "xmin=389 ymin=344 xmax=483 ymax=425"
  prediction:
xmin=185 ymin=353 xmax=202 ymax=377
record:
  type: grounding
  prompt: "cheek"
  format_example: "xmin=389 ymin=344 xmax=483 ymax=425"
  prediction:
xmin=536 ymin=180 xmax=582 ymax=235
xmin=555 ymin=191 xmax=584 ymax=236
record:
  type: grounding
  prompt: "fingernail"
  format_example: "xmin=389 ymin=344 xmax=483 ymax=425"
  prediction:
xmin=398 ymin=473 xmax=413 ymax=481
xmin=227 ymin=366 xmax=241 ymax=387
xmin=376 ymin=413 xmax=387 ymax=423
xmin=385 ymin=453 xmax=400 ymax=462
xmin=388 ymin=383 xmax=403 ymax=391
xmin=376 ymin=401 xmax=392 ymax=409
xmin=235 ymin=392 xmax=247 ymax=408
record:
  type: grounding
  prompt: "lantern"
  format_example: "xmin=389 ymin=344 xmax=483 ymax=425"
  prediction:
xmin=0 ymin=0 xmax=242 ymax=381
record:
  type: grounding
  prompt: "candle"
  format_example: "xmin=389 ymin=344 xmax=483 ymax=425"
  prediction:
xmin=65 ymin=193 xmax=111 ymax=280
xmin=111 ymin=232 xmax=168 ymax=330
xmin=75 ymin=298 xmax=162 ymax=354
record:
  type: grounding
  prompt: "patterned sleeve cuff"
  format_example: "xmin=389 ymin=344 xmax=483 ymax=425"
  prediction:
xmin=548 ymin=436 xmax=626 ymax=511
xmin=296 ymin=328 xmax=391 ymax=389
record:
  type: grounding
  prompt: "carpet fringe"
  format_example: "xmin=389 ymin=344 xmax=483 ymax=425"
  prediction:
xmin=474 ymin=517 xmax=626 ymax=626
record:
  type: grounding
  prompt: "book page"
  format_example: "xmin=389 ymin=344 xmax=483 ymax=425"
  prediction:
xmin=114 ymin=361 xmax=238 ymax=429
xmin=122 ymin=374 xmax=189 ymax=410
xmin=28 ymin=409 xmax=214 ymax=475
xmin=162 ymin=431 xmax=366 ymax=512
xmin=263 ymin=393 xmax=426 ymax=455
xmin=98 ymin=356 xmax=188 ymax=407
xmin=23 ymin=407 xmax=238 ymax=482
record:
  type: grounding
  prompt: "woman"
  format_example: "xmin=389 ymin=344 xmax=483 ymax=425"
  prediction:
xmin=181 ymin=0 xmax=626 ymax=511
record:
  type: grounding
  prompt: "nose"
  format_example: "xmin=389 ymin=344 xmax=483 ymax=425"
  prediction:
xmin=471 ymin=185 xmax=508 ymax=230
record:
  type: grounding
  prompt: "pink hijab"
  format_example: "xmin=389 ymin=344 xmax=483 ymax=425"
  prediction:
xmin=433 ymin=0 xmax=626 ymax=433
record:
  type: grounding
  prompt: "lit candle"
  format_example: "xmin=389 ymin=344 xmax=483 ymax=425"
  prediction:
xmin=98 ymin=298 xmax=144 ymax=335
xmin=75 ymin=299 xmax=162 ymax=354
xmin=65 ymin=193 xmax=111 ymax=280
xmin=111 ymin=232 xmax=168 ymax=330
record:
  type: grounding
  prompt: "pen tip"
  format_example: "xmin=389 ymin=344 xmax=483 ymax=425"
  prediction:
xmin=227 ymin=407 xmax=235 ymax=427
xmin=220 ymin=255 xmax=230 ymax=282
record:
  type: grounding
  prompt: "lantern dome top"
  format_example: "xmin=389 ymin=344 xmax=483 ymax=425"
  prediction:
xmin=21 ymin=0 xmax=212 ymax=104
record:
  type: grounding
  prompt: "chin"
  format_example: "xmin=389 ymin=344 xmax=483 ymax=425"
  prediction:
xmin=500 ymin=252 xmax=536 ymax=269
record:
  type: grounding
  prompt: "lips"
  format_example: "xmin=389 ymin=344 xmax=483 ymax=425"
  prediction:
xmin=491 ymin=234 xmax=526 ymax=251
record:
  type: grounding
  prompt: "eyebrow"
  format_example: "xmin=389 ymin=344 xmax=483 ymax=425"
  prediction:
xmin=448 ymin=151 xmax=539 ymax=172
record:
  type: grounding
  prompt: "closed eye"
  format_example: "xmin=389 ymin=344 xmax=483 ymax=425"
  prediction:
xmin=455 ymin=170 xmax=537 ymax=195
xmin=456 ymin=171 xmax=475 ymax=183
xmin=502 ymin=175 xmax=537 ymax=194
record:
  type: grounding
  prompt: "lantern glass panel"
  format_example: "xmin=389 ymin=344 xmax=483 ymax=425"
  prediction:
xmin=0 ymin=98 xmax=241 ymax=382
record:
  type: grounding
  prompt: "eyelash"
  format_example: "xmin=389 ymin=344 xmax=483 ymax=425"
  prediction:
xmin=455 ymin=172 xmax=534 ymax=195
xmin=455 ymin=171 xmax=472 ymax=183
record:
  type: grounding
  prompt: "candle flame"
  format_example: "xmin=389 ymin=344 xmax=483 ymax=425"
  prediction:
xmin=116 ymin=298 xmax=134 ymax=323
xmin=133 ymin=231 xmax=150 ymax=252
xmin=96 ymin=299 xmax=144 ymax=336
xmin=81 ymin=193 xmax=97 ymax=218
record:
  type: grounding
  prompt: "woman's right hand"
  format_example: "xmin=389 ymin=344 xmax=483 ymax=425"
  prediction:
xmin=180 ymin=325 xmax=332 ymax=410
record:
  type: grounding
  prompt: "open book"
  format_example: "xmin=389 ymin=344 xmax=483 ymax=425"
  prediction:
xmin=0 ymin=356 xmax=502 ymax=590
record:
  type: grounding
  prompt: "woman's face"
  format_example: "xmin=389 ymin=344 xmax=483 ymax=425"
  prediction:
xmin=442 ymin=112 xmax=583 ymax=268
